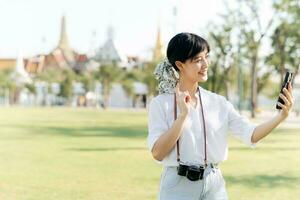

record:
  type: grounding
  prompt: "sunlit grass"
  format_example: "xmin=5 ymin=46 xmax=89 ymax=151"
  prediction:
xmin=0 ymin=107 xmax=299 ymax=199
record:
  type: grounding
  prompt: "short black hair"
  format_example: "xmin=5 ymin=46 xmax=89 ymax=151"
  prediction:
xmin=166 ymin=32 xmax=210 ymax=71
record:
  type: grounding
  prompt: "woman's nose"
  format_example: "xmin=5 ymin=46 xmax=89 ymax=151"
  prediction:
xmin=203 ymin=58 xmax=209 ymax=67
xmin=201 ymin=60 xmax=208 ymax=69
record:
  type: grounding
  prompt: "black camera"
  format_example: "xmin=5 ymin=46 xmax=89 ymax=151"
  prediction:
xmin=177 ymin=163 xmax=205 ymax=181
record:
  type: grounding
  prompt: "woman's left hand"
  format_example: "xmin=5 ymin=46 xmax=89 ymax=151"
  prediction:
xmin=277 ymin=82 xmax=294 ymax=120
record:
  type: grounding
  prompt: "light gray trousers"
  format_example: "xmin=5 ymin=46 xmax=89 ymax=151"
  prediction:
xmin=158 ymin=165 xmax=228 ymax=200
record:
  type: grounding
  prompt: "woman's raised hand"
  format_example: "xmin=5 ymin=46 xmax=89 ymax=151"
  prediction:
xmin=277 ymin=82 xmax=294 ymax=119
xmin=175 ymin=84 xmax=191 ymax=116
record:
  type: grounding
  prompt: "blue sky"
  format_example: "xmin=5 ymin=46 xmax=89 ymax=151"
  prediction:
xmin=0 ymin=0 xmax=272 ymax=59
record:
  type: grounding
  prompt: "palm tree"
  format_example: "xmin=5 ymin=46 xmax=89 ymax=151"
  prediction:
xmin=119 ymin=68 xmax=144 ymax=107
xmin=59 ymin=68 xmax=76 ymax=105
xmin=36 ymin=67 xmax=77 ymax=106
xmin=77 ymin=71 xmax=94 ymax=93
xmin=94 ymin=64 xmax=122 ymax=109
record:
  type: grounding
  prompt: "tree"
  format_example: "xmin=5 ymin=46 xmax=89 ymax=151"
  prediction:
xmin=59 ymin=68 xmax=76 ymax=105
xmin=77 ymin=71 xmax=94 ymax=93
xmin=206 ymin=16 xmax=236 ymax=100
xmin=0 ymin=69 xmax=15 ymax=105
xmin=94 ymin=64 xmax=122 ymax=109
xmin=235 ymin=0 xmax=276 ymax=118
xmin=142 ymin=61 xmax=159 ymax=98
xmin=119 ymin=68 xmax=143 ymax=107
xmin=268 ymin=0 xmax=300 ymax=90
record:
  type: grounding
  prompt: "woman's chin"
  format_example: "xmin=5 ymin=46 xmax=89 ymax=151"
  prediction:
xmin=198 ymin=75 xmax=208 ymax=82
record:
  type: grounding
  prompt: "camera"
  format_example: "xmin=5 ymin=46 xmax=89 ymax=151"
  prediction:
xmin=177 ymin=163 xmax=205 ymax=181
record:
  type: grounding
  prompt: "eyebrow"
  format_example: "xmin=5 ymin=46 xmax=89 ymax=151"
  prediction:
xmin=193 ymin=56 xmax=201 ymax=60
xmin=193 ymin=52 xmax=209 ymax=59
xmin=193 ymin=54 xmax=206 ymax=60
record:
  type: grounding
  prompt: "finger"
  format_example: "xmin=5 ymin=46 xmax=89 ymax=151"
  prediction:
xmin=277 ymin=102 xmax=288 ymax=111
xmin=279 ymin=93 xmax=290 ymax=106
xmin=177 ymin=90 xmax=189 ymax=103
xmin=288 ymin=82 xmax=294 ymax=98
xmin=283 ymin=88 xmax=292 ymax=102
xmin=184 ymin=91 xmax=191 ymax=98
xmin=185 ymin=95 xmax=191 ymax=103
xmin=288 ymin=82 xmax=292 ymax=92
xmin=183 ymin=90 xmax=189 ymax=95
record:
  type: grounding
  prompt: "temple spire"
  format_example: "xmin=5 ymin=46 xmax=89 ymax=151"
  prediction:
xmin=58 ymin=15 xmax=70 ymax=49
xmin=107 ymin=25 xmax=115 ymax=41
xmin=152 ymin=24 xmax=164 ymax=62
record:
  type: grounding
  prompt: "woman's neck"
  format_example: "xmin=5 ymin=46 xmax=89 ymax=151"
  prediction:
xmin=178 ymin=79 xmax=198 ymax=97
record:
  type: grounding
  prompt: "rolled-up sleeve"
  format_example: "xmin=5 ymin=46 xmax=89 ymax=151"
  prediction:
xmin=227 ymin=101 xmax=257 ymax=147
xmin=147 ymin=98 xmax=169 ymax=152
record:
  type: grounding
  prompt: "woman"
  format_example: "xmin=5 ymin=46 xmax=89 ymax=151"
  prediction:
xmin=147 ymin=32 xmax=294 ymax=200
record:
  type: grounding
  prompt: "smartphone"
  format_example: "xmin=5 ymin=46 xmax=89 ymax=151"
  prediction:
xmin=276 ymin=71 xmax=293 ymax=109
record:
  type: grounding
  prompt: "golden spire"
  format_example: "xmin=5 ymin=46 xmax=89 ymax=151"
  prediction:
xmin=152 ymin=25 xmax=164 ymax=62
xmin=56 ymin=15 xmax=75 ymax=64
xmin=58 ymin=15 xmax=70 ymax=50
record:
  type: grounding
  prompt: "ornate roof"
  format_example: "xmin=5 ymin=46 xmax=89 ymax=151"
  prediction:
xmin=24 ymin=16 xmax=88 ymax=73
xmin=94 ymin=26 xmax=128 ymax=67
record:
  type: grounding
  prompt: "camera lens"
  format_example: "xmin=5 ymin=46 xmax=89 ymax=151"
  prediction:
xmin=177 ymin=164 xmax=188 ymax=176
xmin=186 ymin=165 xmax=201 ymax=181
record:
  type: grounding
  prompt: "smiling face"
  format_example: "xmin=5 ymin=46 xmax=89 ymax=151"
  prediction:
xmin=175 ymin=49 xmax=209 ymax=83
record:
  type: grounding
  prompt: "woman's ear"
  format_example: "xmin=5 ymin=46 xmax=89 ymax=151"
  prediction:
xmin=175 ymin=61 xmax=184 ymax=72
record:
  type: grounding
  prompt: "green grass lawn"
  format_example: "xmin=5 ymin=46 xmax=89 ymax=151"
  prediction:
xmin=0 ymin=107 xmax=299 ymax=200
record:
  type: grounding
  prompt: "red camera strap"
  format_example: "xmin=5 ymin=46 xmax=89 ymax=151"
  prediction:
xmin=174 ymin=87 xmax=207 ymax=167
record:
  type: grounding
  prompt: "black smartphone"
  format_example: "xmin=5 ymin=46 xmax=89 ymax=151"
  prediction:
xmin=276 ymin=71 xmax=293 ymax=109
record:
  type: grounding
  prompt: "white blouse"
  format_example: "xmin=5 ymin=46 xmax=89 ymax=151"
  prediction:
xmin=147 ymin=86 xmax=256 ymax=167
